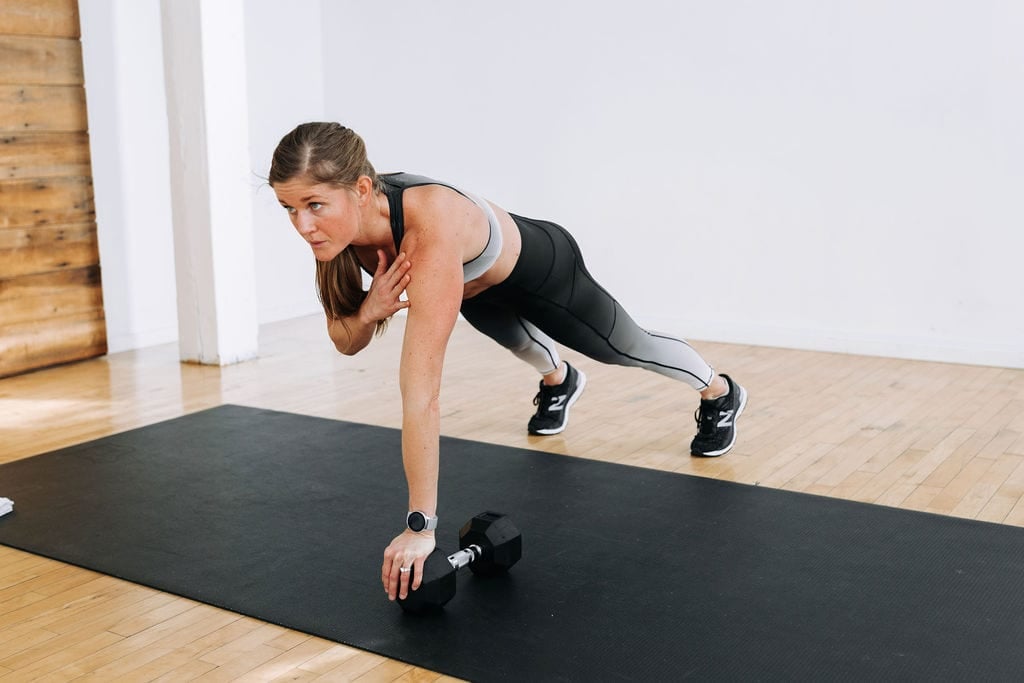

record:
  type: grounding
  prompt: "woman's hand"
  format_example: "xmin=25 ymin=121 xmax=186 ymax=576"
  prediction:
xmin=361 ymin=250 xmax=411 ymax=324
xmin=382 ymin=530 xmax=436 ymax=601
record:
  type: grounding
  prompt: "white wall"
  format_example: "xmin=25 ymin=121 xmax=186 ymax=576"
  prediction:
xmin=245 ymin=0 xmax=325 ymax=324
xmin=81 ymin=1 xmax=1023 ymax=368
xmin=80 ymin=0 xmax=324 ymax=354
xmin=321 ymin=1 xmax=1024 ymax=368
xmin=80 ymin=0 xmax=177 ymax=353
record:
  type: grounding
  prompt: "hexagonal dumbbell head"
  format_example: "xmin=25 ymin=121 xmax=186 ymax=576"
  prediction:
xmin=458 ymin=511 xmax=522 ymax=577
xmin=397 ymin=547 xmax=457 ymax=613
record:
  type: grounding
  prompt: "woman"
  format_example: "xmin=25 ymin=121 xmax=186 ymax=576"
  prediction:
xmin=269 ymin=122 xmax=747 ymax=602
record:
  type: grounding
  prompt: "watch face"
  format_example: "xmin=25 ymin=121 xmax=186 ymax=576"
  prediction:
xmin=408 ymin=511 xmax=426 ymax=532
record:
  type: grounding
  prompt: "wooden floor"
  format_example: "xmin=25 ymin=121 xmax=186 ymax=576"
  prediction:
xmin=2 ymin=315 xmax=1023 ymax=681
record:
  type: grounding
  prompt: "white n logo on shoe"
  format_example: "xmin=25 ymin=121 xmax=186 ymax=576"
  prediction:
xmin=548 ymin=396 xmax=567 ymax=412
xmin=717 ymin=410 xmax=734 ymax=428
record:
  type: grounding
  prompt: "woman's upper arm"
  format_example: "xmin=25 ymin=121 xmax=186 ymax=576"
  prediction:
xmin=398 ymin=193 xmax=470 ymax=399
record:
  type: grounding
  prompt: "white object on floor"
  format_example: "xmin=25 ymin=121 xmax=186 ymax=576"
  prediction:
xmin=0 ymin=498 xmax=13 ymax=517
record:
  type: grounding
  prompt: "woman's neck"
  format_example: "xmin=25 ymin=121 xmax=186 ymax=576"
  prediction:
xmin=352 ymin=191 xmax=393 ymax=249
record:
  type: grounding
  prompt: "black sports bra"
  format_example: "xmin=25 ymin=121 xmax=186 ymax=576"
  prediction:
xmin=378 ymin=173 xmax=503 ymax=282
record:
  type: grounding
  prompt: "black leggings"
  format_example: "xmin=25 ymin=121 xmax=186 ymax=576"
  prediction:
xmin=459 ymin=214 xmax=714 ymax=390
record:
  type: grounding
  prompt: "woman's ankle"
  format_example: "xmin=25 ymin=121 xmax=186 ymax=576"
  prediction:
xmin=542 ymin=362 xmax=566 ymax=386
xmin=700 ymin=374 xmax=729 ymax=401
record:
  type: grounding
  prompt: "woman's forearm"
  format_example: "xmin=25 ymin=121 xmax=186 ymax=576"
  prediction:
xmin=326 ymin=307 xmax=377 ymax=355
xmin=400 ymin=395 xmax=441 ymax=517
xmin=329 ymin=251 xmax=412 ymax=356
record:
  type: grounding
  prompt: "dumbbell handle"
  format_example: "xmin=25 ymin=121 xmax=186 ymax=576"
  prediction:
xmin=446 ymin=544 xmax=484 ymax=570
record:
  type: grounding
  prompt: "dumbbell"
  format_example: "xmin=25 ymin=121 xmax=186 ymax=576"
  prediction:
xmin=397 ymin=511 xmax=521 ymax=613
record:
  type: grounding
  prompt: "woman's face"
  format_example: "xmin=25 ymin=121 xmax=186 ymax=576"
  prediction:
xmin=273 ymin=177 xmax=361 ymax=261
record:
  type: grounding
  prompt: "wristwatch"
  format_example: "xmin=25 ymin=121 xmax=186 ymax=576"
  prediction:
xmin=406 ymin=510 xmax=438 ymax=533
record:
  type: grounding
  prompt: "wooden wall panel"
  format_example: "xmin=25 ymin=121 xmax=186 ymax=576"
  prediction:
xmin=0 ymin=131 xmax=92 ymax=179
xmin=0 ymin=266 xmax=102 ymax=325
xmin=0 ymin=223 xmax=99 ymax=278
xmin=0 ymin=85 xmax=88 ymax=132
xmin=0 ymin=0 xmax=105 ymax=378
xmin=0 ymin=0 xmax=80 ymax=39
xmin=0 ymin=311 xmax=105 ymax=377
xmin=0 ymin=35 xmax=84 ymax=85
xmin=0 ymin=176 xmax=95 ymax=228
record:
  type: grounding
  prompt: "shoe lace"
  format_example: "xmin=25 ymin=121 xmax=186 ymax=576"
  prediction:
xmin=694 ymin=401 xmax=719 ymax=436
xmin=533 ymin=383 xmax=559 ymax=410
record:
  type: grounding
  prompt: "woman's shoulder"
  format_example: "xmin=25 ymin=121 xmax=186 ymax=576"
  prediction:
xmin=380 ymin=172 xmax=446 ymax=190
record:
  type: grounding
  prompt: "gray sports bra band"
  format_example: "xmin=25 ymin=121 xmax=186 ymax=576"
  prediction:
xmin=378 ymin=173 xmax=503 ymax=283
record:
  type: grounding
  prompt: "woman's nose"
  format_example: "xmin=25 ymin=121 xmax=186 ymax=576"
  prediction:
xmin=295 ymin=212 xmax=315 ymax=235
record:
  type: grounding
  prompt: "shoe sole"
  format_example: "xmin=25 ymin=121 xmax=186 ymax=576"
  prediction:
xmin=529 ymin=368 xmax=588 ymax=436
xmin=692 ymin=385 xmax=748 ymax=457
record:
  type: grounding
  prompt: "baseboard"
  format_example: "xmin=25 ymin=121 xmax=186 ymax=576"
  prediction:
xmin=104 ymin=326 xmax=179 ymax=355
xmin=641 ymin=316 xmax=1024 ymax=370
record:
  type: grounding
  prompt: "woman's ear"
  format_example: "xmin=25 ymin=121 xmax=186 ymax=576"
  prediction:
xmin=356 ymin=175 xmax=375 ymax=205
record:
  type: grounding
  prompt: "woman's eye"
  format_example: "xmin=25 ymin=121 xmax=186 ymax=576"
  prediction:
xmin=283 ymin=206 xmax=296 ymax=214
xmin=309 ymin=202 xmax=323 ymax=211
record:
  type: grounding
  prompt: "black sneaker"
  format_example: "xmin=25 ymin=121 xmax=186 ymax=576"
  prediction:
xmin=528 ymin=363 xmax=587 ymax=435
xmin=690 ymin=374 xmax=747 ymax=457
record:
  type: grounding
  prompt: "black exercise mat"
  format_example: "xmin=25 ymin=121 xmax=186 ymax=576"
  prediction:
xmin=2 ymin=405 xmax=1024 ymax=681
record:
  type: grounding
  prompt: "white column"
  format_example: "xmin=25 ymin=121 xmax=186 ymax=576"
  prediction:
xmin=160 ymin=0 xmax=258 ymax=365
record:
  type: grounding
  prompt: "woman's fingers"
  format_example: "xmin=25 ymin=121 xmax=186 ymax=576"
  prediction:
xmin=385 ymin=252 xmax=407 ymax=278
xmin=410 ymin=555 xmax=426 ymax=592
xmin=398 ymin=559 xmax=413 ymax=599
xmin=381 ymin=532 xmax=435 ymax=601
xmin=392 ymin=272 xmax=410 ymax=297
xmin=363 ymin=253 xmax=412 ymax=321
xmin=381 ymin=257 xmax=410 ymax=309
xmin=378 ymin=254 xmax=410 ymax=295
xmin=386 ymin=554 xmax=416 ymax=600
xmin=392 ymin=557 xmax=408 ymax=600
xmin=390 ymin=258 xmax=411 ymax=287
